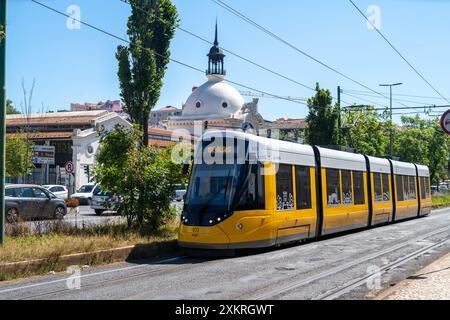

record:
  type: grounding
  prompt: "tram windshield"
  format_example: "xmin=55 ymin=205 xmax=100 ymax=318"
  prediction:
xmin=183 ymin=162 xmax=265 ymax=226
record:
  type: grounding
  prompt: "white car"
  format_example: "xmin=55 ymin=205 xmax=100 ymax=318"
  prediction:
xmin=43 ymin=185 xmax=68 ymax=199
xmin=174 ymin=184 xmax=186 ymax=202
xmin=70 ymin=183 xmax=98 ymax=205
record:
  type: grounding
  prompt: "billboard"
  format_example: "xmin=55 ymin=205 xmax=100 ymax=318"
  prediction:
xmin=31 ymin=145 xmax=55 ymax=165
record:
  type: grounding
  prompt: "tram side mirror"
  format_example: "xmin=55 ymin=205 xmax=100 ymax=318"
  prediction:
xmin=182 ymin=163 xmax=190 ymax=175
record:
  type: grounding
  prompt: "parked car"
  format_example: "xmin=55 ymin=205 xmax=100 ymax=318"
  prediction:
xmin=5 ymin=184 xmax=67 ymax=222
xmin=439 ymin=184 xmax=449 ymax=192
xmin=90 ymin=186 xmax=119 ymax=215
xmin=431 ymin=185 xmax=439 ymax=194
xmin=174 ymin=184 xmax=186 ymax=202
xmin=43 ymin=185 xmax=68 ymax=199
xmin=70 ymin=183 xmax=98 ymax=205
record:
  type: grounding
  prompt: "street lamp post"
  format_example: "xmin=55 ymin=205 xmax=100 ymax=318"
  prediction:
xmin=379 ymin=82 xmax=403 ymax=159
xmin=0 ymin=0 xmax=7 ymax=246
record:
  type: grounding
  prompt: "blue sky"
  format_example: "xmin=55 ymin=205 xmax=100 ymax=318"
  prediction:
xmin=5 ymin=0 xmax=450 ymax=122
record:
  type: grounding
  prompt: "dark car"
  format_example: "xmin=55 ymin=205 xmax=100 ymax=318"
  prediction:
xmin=5 ymin=184 xmax=67 ymax=222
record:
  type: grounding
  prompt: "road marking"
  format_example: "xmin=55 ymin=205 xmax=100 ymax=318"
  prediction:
xmin=0 ymin=256 xmax=184 ymax=295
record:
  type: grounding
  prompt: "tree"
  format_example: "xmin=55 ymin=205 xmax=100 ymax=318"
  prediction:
xmin=394 ymin=115 xmax=449 ymax=184
xmin=304 ymin=83 xmax=340 ymax=145
xmin=94 ymin=125 xmax=183 ymax=230
xmin=341 ymin=106 xmax=389 ymax=156
xmin=116 ymin=0 xmax=178 ymax=146
xmin=5 ymin=134 xmax=33 ymax=178
xmin=6 ymin=99 xmax=20 ymax=114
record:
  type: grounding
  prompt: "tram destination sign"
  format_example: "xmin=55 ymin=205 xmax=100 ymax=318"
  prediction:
xmin=440 ymin=110 xmax=450 ymax=135
xmin=31 ymin=145 xmax=55 ymax=165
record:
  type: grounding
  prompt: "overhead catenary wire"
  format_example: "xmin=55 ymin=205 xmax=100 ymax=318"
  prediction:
xmin=341 ymin=90 xmax=437 ymax=106
xmin=209 ymin=0 xmax=411 ymax=108
xmin=30 ymin=0 xmax=308 ymax=107
xmin=348 ymin=0 xmax=450 ymax=104
xmin=118 ymin=0 xmax=354 ymax=105
xmin=341 ymin=89 xmax=450 ymax=101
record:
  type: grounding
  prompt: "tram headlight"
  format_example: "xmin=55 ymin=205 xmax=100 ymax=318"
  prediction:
xmin=236 ymin=223 xmax=243 ymax=230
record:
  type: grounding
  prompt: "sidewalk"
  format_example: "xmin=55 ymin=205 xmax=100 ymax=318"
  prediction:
xmin=377 ymin=252 xmax=450 ymax=300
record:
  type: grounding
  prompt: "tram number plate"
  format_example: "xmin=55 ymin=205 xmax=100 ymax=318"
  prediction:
xmin=192 ymin=227 xmax=200 ymax=237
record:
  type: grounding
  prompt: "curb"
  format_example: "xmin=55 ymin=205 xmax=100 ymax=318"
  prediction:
xmin=0 ymin=240 xmax=179 ymax=275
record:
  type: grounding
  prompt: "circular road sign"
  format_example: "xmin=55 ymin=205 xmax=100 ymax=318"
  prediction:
xmin=65 ymin=161 xmax=74 ymax=173
xmin=440 ymin=110 xmax=450 ymax=135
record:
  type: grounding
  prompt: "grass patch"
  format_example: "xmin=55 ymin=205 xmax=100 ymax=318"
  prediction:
xmin=432 ymin=193 xmax=450 ymax=209
xmin=0 ymin=221 xmax=179 ymax=281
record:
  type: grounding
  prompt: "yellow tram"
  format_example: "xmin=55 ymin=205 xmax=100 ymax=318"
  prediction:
xmin=178 ymin=131 xmax=432 ymax=253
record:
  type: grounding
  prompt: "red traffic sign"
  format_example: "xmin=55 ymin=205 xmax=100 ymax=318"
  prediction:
xmin=440 ymin=110 xmax=450 ymax=135
xmin=65 ymin=161 xmax=74 ymax=173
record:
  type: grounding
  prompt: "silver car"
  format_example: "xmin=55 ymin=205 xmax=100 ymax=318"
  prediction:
xmin=5 ymin=184 xmax=67 ymax=222
xmin=90 ymin=186 xmax=119 ymax=215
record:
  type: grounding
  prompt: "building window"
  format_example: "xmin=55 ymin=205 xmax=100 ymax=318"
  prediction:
xmin=374 ymin=173 xmax=382 ymax=202
xmin=276 ymin=164 xmax=294 ymax=211
xmin=295 ymin=165 xmax=311 ymax=210
xmin=341 ymin=170 xmax=352 ymax=205
xmin=353 ymin=170 xmax=365 ymax=205
xmin=222 ymin=102 xmax=228 ymax=108
xmin=382 ymin=173 xmax=390 ymax=201
xmin=396 ymin=175 xmax=404 ymax=201
xmin=326 ymin=168 xmax=341 ymax=206
xmin=196 ymin=101 xmax=202 ymax=108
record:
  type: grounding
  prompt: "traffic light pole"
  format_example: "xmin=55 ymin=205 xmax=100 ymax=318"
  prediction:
xmin=0 ymin=0 xmax=7 ymax=245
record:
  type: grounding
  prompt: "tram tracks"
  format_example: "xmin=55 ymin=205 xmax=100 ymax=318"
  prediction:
xmin=251 ymin=225 xmax=450 ymax=300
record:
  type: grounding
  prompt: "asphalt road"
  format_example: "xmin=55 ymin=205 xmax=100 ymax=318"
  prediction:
xmin=1 ymin=207 xmax=450 ymax=300
xmin=24 ymin=201 xmax=185 ymax=230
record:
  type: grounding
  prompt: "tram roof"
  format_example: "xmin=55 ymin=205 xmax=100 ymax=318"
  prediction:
xmin=367 ymin=156 xmax=391 ymax=174
xmin=316 ymin=146 xmax=366 ymax=171
xmin=391 ymin=160 xmax=417 ymax=176
xmin=199 ymin=131 xmax=316 ymax=166
xmin=416 ymin=164 xmax=430 ymax=177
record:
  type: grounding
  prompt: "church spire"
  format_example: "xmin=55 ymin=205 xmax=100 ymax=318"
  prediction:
xmin=214 ymin=18 xmax=219 ymax=46
xmin=207 ymin=21 xmax=226 ymax=76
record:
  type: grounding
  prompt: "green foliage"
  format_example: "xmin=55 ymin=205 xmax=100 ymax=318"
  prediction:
xmin=94 ymin=125 xmax=183 ymax=231
xmin=6 ymin=99 xmax=20 ymax=115
xmin=5 ymin=134 xmax=33 ymax=177
xmin=305 ymin=83 xmax=339 ymax=145
xmin=341 ymin=106 xmax=389 ymax=156
xmin=394 ymin=116 xmax=449 ymax=183
xmin=116 ymin=0 xmax=178 ymax=146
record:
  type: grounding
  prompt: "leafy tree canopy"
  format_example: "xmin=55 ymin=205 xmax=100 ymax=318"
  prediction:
xmin=116 ymin=0 xmax=178 ymax=146
xmin=304 ymin=83 xmax=339 ymax=146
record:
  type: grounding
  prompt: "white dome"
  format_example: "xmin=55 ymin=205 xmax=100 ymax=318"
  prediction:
xmin=182 ymin=76 xmax=245 ymax=117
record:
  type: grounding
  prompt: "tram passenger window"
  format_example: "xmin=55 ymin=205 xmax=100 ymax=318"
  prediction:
xmin=374 ymin=173 xmax=382 ymax=202
xmin=426 ymin=178 xmax=431 ymax=198
xmin=396 ymin=175 xmax=404 ymax=201
xmin=409 ymin=176 xmax=416 ymax=199
xmin=276 ymin=164 xmax=294 ymax=211
xmin=235 ymin=163 xmax=265 ymax=211
xmin=295 ymin=166 xmax=311 ymax=210
xmin=341 ymin=170 xmax=352 ymax=205
xmin=326 ymin=168 xmax=341 ymax=206
xmin=421 ymin=177 xmax=426 ymax=199
xmin=382 ymin=173 xmax=390 ymax=201
xmin=353 ymin=171 xmax=365 ymax=205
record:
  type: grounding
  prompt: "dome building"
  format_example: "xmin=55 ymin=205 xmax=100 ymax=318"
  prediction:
xmin=165 ymin=23 xmax=266 ymax=136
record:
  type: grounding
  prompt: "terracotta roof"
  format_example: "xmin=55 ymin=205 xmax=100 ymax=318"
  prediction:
xmin=6 ymin=111 xmax=107 ymax=127
xmin=274 ymin=118 xmax=305 ymax=124
xmin=7 ymin=131 xmax=73 ymax=140
xmin=148 ymin=127 xmax=195 ymax=140
xmin=157 ymin=106 xmax=179 ymax=111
